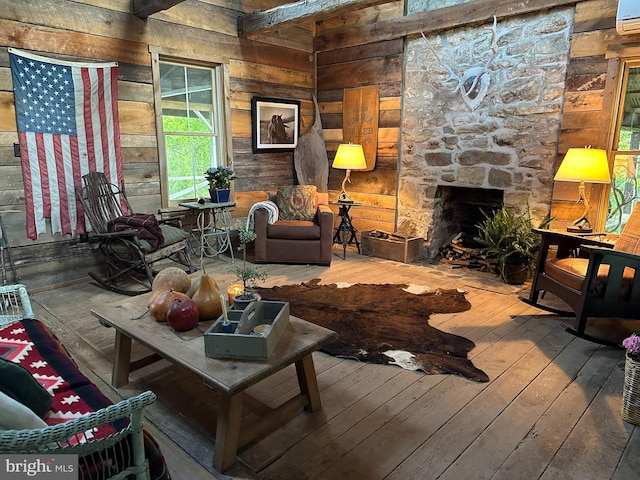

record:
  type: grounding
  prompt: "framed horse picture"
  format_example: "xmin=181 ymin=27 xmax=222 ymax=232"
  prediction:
xmin=251 ymin=97 xmax=300 ymax=153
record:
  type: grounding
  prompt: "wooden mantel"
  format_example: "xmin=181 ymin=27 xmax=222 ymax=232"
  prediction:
xmin=133 ymin=0 xmax=186 ymax=19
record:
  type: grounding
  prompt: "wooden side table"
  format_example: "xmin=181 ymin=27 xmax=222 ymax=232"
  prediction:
xmin=331 ymin=201 xmax=361 ymax=259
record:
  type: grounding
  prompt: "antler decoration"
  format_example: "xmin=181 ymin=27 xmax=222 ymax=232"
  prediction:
xmin=421 ymin=15 xmax=498 ymax=110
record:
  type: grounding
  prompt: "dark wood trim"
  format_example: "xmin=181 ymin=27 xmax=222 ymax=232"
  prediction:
xmin=133 ymin=0 xmax=186 ymax=19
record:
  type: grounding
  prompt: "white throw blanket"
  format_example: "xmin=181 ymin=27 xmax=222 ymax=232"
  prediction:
xmin=246 ymin=200 xmax=279 ymax=230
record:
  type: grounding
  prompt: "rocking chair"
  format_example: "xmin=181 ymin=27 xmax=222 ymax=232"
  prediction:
xmin=77 ymin=172 xmax=193 ymax=295
xmin=524 ymin=202 xmax=640 ymax=346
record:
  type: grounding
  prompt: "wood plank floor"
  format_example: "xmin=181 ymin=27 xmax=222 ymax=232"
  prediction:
xmin=27 ymin=253 xmax=640 ymax=480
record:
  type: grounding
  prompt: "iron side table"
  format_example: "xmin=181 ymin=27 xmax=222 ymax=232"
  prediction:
xmin=179 ymin=201 xmax=235 ymax=260
xmin=331 ymin=201 xmax=361 ymax=259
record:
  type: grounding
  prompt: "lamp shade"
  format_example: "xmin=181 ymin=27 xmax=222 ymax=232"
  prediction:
xmin=554 ymin=148 xmax=611 ymax=183
xmin=332 ymin=143 xmax=367 ymax=170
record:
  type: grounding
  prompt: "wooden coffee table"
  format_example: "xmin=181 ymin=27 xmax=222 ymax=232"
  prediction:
xmin=90 ymin=297 xmax=337 ymax=472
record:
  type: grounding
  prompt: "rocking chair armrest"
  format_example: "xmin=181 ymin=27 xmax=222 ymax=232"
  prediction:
xmin=532 ymin=228 xmax=614 ymax=249
xmin=158 ymin=216 xmax=184 ymax=229
xmin=94 ymin=229 xmax=140 ymax=239
xmin=581 ymin=245 xmax=640 ymax=264
xmin=157 ymin=208 xmax=187 ymax=229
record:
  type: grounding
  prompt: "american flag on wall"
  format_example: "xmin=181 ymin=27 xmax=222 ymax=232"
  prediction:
xmin=9 ymin=48 xmax=124 ymax=239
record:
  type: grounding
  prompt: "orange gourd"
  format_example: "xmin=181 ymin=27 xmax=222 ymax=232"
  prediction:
xmin=148 ymin=290 xmax=190 ymax=322
xmin=187 ymin=275 xmax=219 ymax=298
xmin=191 ymin=274 xmax=222 ymax=321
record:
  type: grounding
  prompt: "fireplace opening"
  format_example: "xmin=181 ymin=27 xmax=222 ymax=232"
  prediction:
xmin=430 ymin=186 xmax=504 ymax=258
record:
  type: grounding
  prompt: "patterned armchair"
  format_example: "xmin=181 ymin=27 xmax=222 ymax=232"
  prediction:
xmin=254 ymin=186 xmax=334 ymax=266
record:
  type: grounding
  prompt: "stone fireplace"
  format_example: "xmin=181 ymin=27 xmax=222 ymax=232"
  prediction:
xmin=396 ymin=9 xmax=574 ymax=260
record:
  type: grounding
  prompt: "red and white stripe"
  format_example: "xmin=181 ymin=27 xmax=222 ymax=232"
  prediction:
xmin=13 ymin=49 xmax=123 ymax=240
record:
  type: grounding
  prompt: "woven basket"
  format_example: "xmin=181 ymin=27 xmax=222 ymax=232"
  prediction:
xmin=622 ymin=355 xmax=640 ymax=425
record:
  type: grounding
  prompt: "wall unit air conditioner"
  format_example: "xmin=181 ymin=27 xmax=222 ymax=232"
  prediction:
xmin=617 ymin=0 xmax=640 ymax=35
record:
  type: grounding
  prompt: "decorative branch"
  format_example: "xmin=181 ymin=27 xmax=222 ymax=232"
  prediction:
xmin=420 ymin=15 xmax=498 ymax=110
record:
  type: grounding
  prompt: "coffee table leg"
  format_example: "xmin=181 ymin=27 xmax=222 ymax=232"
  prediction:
xmin=214 ymin=392 xmax=243 ymax=472
xmin=295 ymin=354 xmax=322 ymax=412
xmin=112 ymin=330 xmax=132 ymax=387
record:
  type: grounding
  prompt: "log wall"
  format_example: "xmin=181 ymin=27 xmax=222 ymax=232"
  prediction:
xmin=316 ymin=0 xmax=640 ymax=236
xmin=552 ymin=0 xmax=640 ymax=230
xmin=316 ymin=1 xmax=405 ymax=235
xmin=0 ymin=0 xmax=313 ymax=279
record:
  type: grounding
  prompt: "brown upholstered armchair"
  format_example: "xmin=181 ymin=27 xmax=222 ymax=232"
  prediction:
xmin=524 ymin=203 xmax=640 ymax=346
xmin=253 ymin=186 xmax=334 ymax=266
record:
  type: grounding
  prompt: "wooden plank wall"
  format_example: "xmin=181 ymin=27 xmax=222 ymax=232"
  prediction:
xmin=552 ymin=0 xmax=640 ymax=230
xmin=2 ymin=0 xmax=640 ymax=282
xmin=0 ymin=0 xmax=313 ymax=273
xmin=315 ymin=1 xmax=404 ymax=235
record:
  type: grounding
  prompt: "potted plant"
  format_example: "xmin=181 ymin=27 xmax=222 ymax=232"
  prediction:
xmin=205 ymin=166 xmax=237 ymax=203
xmin=230 ymin=225 xmax=268 ymax=309
xmin=474 ymin=204 xmax=551 ymax=285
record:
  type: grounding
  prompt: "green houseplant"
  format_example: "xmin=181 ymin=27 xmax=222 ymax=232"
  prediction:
xmin=205 ymin=166 xmax=237 ymax=203
xmin=474 ymin=205 xmax=551 ymax=284
xmin=230 ymin=225 xmax=267 ymax=309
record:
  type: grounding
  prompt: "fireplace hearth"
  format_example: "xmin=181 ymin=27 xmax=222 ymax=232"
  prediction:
xmin=430 ymin=185 xmax=503 ymax=258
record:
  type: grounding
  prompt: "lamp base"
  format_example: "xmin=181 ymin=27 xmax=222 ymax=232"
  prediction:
xmin=567 ymin=225 xmax=593 ymax=234
xmin=566 ymin=215 xmax=592 ymax=234
xmin=337 ymin=191 xmax=354 ymax=203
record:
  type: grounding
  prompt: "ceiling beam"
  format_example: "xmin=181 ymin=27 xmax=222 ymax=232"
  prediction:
xmin=133 ymin=0 xmax=186 ymax=19
xmin=238 ymin=0 xmax=397 ymax=37
xmin=314 ymin=0 xmax=590 ymax=51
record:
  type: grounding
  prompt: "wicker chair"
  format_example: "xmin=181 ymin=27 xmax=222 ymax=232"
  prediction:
xmin=0 ymin=391 xmax=157 ymax=480
xmin=0 ymin=284 xmax=158 ymax=480
xmin=0 ymin=283 xmax=34 ymax=326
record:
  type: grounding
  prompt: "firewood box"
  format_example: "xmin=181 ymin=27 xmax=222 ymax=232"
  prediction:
xmin=361 ymin=230 xmax=423 ymax=263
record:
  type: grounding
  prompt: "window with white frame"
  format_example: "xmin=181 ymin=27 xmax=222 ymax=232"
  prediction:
xmin=608 ymin=60 xmax=640 ymax=233
xmin=158 ymin=61 xmax=227 ymax=203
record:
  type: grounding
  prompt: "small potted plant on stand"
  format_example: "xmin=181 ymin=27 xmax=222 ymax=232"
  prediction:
xmin=205 ymin=166 xmax=237 ymax=203
xmin=230 ymin=225 xmax=268 ymax=310
xmin=622 ymin=333 xmax=640 ymax=425
xmin=474 ymin=204 xmax=551 ymax=285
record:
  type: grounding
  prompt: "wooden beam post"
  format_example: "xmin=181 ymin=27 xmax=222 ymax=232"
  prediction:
xmin=238 ymin=0 xmax=396 ymax=37
xmin=314 ymin=0 xmax=590 ymax=51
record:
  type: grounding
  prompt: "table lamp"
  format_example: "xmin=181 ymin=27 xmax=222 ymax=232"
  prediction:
xmin=332 ymin=143 xmax=367 ymax=202
xmin=554 ymin=147 xmax=611 ymax=233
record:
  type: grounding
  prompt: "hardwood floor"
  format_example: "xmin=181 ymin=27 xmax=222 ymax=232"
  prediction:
xmin=27 ymin=253 xmax=640 ymax=480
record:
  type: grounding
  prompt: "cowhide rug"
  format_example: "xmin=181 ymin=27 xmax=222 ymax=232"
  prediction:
xmin=255 ymin=279 xmax=489 ymax=382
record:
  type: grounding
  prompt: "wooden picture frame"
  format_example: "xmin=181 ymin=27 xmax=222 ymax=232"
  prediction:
xmin=251 ymin=97 xmax=300 ymax=153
